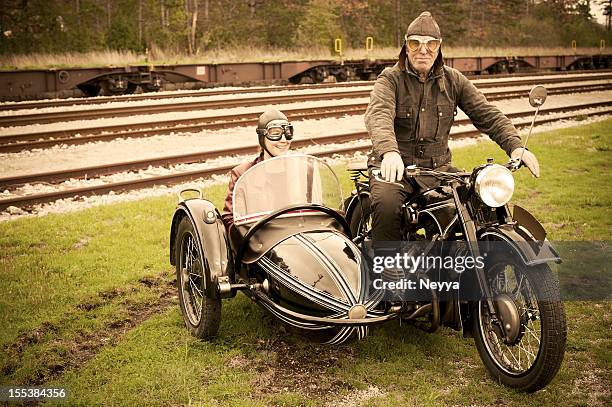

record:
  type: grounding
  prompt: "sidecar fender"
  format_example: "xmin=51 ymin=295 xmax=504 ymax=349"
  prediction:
xmin=478 ymin=223 xmax=561 ymax=267
xmin=169 ymin=199 xmax=232 ymax=299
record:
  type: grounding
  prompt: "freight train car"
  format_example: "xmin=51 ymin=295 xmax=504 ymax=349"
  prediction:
xmin=1 ymin=53 xmax=610 ymax=101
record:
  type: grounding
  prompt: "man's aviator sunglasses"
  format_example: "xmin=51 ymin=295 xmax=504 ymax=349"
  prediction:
xmin=257 ymin=121 xmax=294 ymax=141
xmin=405 ymin=36 xmax=442 ymax=53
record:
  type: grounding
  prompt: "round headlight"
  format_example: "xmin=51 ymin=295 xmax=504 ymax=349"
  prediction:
xmin=474 ymin=164 xmax=515 ymax=207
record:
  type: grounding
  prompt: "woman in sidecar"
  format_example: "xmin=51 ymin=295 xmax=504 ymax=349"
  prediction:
xmin=169 ymin=153 xmax=394 ymax=344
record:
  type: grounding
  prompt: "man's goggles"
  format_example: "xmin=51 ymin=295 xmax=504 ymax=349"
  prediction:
xmin=257 ymin=120 xmax=294 ymax=141
xmin=405 ymin=36 xmax=442 ymax=53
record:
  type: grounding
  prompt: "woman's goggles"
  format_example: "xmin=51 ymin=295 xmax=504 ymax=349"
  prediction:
xmin=405 ymin=36 xmax=442 ymax=53
xmin=258 ymin=120 xmax=294 ymax=141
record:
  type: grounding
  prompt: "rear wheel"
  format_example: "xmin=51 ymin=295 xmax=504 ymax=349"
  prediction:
xmin=175 ymin=216 xmax=221 ymax=339
xmin=348 ymin=195 xmax=372 ymax=241
xmin=473 ymin=251 xmax=566 ymax=392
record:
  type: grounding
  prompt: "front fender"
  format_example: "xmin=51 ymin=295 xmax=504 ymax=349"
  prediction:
xmin=169 ymin=199 xmax=232 ymax=299
xmin=478 ymin=224 xmax=561 ymax=266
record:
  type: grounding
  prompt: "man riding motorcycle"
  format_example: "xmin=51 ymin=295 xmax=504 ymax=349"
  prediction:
xmin=365 ymin=11 xmax=540 ymax=243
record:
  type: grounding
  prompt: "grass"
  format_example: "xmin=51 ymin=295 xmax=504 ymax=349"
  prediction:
xmin=0 ymin=119 xmax=610 ymax=406
xmin=1 ymin=46 xmax=607 ymax=70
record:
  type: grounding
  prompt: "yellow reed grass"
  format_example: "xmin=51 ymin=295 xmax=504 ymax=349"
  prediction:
xmin=1 ymin=46 xmax=606 ymax=70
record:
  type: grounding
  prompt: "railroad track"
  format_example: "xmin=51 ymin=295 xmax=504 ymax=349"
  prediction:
xmin=1 ymin=104 xmax=610 ymax=211
xmin=2 ymin=81 xmax=611 ymax=152
xmin=1 ymin=69 xmax=610 ymax=112
xmin=1 ymin=76 xmax=611 ymax=128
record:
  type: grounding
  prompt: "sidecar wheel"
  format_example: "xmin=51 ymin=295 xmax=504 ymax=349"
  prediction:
xmin=175 ymin=216 xmax=221 ymax=340
xmin=473 ymin=252 xmax=566 ymax=392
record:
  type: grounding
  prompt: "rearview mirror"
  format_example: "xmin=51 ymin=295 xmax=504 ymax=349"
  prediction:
xmin=529 ymin=85 xmax=547 ymax=108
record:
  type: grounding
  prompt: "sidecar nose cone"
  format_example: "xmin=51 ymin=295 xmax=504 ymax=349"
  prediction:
xmin=348 ymin=304 xmax=367 ymax=319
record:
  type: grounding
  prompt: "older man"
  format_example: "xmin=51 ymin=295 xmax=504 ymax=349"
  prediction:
xmin=364 ymin=11 xmax=539 ymax=242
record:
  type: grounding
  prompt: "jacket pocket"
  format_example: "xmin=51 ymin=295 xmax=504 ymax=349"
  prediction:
xmin=435 ymin=104 xmax=455 ymax=141
xmin=394 ymin=105 xmax=414 ymax=141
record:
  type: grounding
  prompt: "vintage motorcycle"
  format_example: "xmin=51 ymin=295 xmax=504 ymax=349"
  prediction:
xmin=343 ymin=85 xmax=566 ymax=391
xmin=169 ymin=85 xmax=566 ymax=392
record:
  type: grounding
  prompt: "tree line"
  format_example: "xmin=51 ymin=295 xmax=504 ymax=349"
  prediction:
xmin=1 ymin=0 xmax=610 ymax=56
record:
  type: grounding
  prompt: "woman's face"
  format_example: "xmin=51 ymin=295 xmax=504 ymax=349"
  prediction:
xmin=264 ymin=136 xmax=291 ymax=158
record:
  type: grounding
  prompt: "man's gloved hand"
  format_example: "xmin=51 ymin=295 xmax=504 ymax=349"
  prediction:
xmin=381 ymin=151 xmax=404 ymax=182
xmin=511 ymin=148 xmax=540 ymax=178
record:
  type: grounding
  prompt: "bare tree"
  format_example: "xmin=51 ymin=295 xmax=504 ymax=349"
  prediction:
xmin=138 ymin=0 xmax=143 ymax=48
xmin=161 ymin=0 xmax=165 ymax=28
xmin=106 ymin=0 xmax=111 ymax=28
xmin=186 ymin=0 xmax=199 ymax=54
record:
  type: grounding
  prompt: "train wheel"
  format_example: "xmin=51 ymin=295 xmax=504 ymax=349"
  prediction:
xmin=125 ymin=82 xmax=138 ymax=94
xmin=309 ymin=69 xmax=326 ymax=83
xmin=101 ymin=79 xmax=133 ymax=96
xmin=78 ymin=83 xmax=101 ymax=97
xmin=335 ymin=71 xmax=348 ymax=82
xmin=142 ymin=83 xmax=161 ymax=93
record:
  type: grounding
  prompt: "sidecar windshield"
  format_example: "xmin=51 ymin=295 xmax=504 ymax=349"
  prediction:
xmin=233 ymin=154 xmax=343 ymax=225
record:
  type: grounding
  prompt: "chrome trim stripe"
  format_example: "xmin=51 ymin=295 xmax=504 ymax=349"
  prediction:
xmin=259 ymin=256 xmax=349 ymax=312
xmin=296 ymin=233 xmax=358 ymax=304
xmin=258 ymin=300 xmax=328 ymax=330
xmin=326 ymin=326 xmax=355 ymax=345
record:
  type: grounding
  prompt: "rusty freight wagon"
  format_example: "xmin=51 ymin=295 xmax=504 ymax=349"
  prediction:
xmin=1 ymin=53 xmax=610 ymax=101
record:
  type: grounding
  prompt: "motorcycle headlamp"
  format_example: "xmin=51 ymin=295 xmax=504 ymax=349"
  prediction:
xmin=474 ymin=164 xmax=515 ymax=207
xmin=257 ymin=119 xmax=294 ymax=141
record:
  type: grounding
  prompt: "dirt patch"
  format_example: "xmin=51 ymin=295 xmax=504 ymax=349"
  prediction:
xmin=5 ymin=321 xmax=59 ymax=356
xmin=249 ymin=335 xmax=355 ymax=400
xmin=572 ymin=367 xmax=610 ymax=407
xmin=2 ymin=271 xmax=177 ymax=385
xmin=73 ymin=237 xmax=90 ymax=249
xmin=76 ymin=284 xmax=139 ymax=312
xmin=327 ymin=385 xmax=384 ymax=407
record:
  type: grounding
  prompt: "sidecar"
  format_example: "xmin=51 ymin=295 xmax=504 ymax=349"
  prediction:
xmin=169 ymin=154 xmax=391 ymax=344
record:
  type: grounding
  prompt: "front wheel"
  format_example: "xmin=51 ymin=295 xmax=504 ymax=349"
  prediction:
xmin=473 ymin=252 xmax=566 ymax=392
xmin=175 ymin=216 xmax=221 ymax=339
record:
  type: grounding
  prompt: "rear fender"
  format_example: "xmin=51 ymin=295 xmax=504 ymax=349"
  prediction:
xmin=169 ymin=199 xmax=232 ymax=299
xmin=344 ymin=191 xmax=370 ymax=225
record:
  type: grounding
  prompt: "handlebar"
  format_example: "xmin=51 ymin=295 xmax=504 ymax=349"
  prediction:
xmin=371 ymin=167 xmax=470 ymax=186
xmin=371 ymin=157 xmax=524 ymax=186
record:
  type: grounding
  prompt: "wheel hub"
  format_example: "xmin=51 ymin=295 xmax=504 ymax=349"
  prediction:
xmin=494 ymin=293 xmax=521 ymax=344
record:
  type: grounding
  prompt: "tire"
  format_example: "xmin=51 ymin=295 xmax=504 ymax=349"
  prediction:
xmin=175 ymin=216 xmax=221 ymax=339
xmin=348 ymin=195 xmax=372 ymax=240
xmin=473 ymin=251 xmax=566 ymax=392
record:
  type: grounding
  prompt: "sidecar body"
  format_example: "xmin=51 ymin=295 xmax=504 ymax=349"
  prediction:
xmin=170 ymin=154 xmax=388 ymax=344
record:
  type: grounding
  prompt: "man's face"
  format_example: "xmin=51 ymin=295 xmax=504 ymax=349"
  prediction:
xmin=406 ymin=35 xmax=440 ymax=76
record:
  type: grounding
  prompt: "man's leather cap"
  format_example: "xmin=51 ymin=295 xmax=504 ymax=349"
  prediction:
xmin=405 ymin=11 xmax=441 ymax=39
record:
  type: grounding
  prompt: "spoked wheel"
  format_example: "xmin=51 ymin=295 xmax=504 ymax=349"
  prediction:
xmin=473 ymin=251 xmax=566 ymax=392
xmin=175 ymin=217 xmax=221 ymax=339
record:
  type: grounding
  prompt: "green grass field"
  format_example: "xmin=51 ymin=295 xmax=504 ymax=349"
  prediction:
xmin=0 ymin=119 xmax=610 ymax=406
